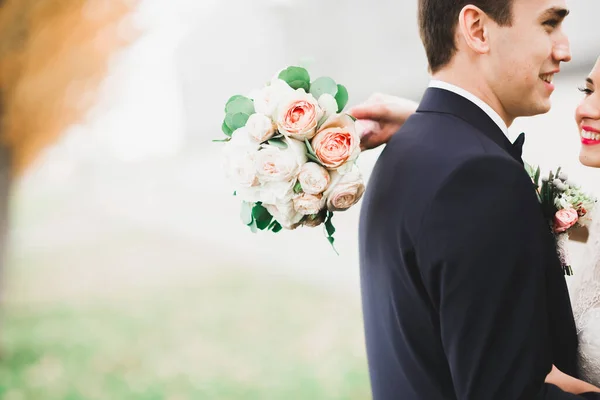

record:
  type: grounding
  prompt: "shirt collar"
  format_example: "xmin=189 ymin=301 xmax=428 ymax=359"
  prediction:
xmin=428 ymin=80 xmax=511 ymax=140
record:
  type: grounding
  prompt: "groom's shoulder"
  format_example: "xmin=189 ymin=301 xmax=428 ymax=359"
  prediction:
xmin=384 ymin=110 xmax=510 ymax=170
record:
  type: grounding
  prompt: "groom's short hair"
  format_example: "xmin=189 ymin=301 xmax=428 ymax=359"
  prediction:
xmin=418 ymin=0 xmax=514 ymax=74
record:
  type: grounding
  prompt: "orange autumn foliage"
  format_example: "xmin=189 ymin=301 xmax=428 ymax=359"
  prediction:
xmin=0 ymin=0 xmax=138 ymax=175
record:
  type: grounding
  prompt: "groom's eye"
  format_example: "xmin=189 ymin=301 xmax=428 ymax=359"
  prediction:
xmin=543 ymin=19 xmax=560 ymax=28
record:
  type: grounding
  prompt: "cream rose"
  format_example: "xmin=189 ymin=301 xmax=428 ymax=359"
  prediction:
xmin=276 ymin=89 xmax=324 ymax=140
xmin=293 ymin=192 xmax=325 ymax=216
xmin=298 ymin=162 xmax=330 ymax=195
xmin=264 ymin=201 xmax=304 ymax=230
xmin=250 ymin=79 xmax=295 ymax=118
xmin=324 ymin=168 xmax=365 ymax=212
xmin=554 ymin=208 xmax=579 ymax=233
xmin=246 ymin=113 xmax=276 ymax=142
xmin=318 ymin=93 xmax=338 ymax=119
xmin=222 ymin=127 xmax=260 ymax=188
xmin=254 ymin=137 xmax=307 ymax=183
xmin=311 ymin=114 xmax=360 ymax=170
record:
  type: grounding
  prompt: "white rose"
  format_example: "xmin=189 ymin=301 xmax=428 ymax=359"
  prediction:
xmin=236 ymin=180 xmax=294 ymax=205
xmin=250 ymin=79 xmax=295 ymax=119
xmin=254 ymin=137 xmax=307 ymax=183
xmin=318 ymin=93 xmax=338 ymax=119
xmin=222 ymin=127 xmax=260 ymax=188
xmin=293 ymin=192 xmax=325 ymax=215
xmin=264 ymin=201 xmax=304 ymax=230
xmin=246 ymin=113 xmax=276 ymax=142
xmin=298 ymin=162 xmax=330 ymax=195
xmin=275 ymin=89 xmax=324 ymax=140
xmin=324 ymin=168 xmax=365 ymax=212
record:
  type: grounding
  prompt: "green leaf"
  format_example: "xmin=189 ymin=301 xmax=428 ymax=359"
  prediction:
xmin=225 ymin=95 xmax=245 ymax=110
xmin=241 ymin=202 xmax=254 ymax=225
xmin=249 ymin=219 xmax=258 ymax=233
xmin=225 ymin=112 xmax=251 ymax=132
xmin=346 ymin=114 xmax=357 ymax=122
xmin=269 ymin=220 xmax=283 ymax=233
xmin=267 ymin=138 xmax=288 ymax=149
xmin=233 ymin=191 xmax=237 ymax=196
xmin=252 ymin=203 xmax=273 ymax=230
xmin=304 ymin=138 xmax=317 ymax=157
xmin=212 ymin=138 xmax=231 ymax=143
xmin=222 ymin=120 xmax=234 ymax=136
xmin=278 ymin=66 xmax=310 ymax=92
xmin=534 ymin=166 xmax=541 ymax=187
xmin=334 ymin=84 xmax=349 ymax=112
xmin=294 ymin=181 xmax=303 ymax=194
xmin=325 ymin=211 xmax=336 ymax=237
xmin=225 ymin=96 xmax=255 ymax=115
xmin=309 ymin=77 xmax=338 ymax=100
xmin=306 ymin=153 xmax=325 ymax=166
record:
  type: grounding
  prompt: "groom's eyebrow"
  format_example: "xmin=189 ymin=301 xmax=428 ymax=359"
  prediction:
xmin=539 ymin=7 xmax=570 ymax=21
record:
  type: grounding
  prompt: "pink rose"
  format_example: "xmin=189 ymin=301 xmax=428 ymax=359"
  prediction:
xmin=276 ymin=90 xmax=324 ymax=140
xmin=323 ymin=168 xmax=365 ymax=212
xmin=311 ymin=114 xmax=360 ymax=170
xmin=554 ymin=208 xmax=579 ymax=233
xmin=293 ymin=192 xmax=325 ymax=216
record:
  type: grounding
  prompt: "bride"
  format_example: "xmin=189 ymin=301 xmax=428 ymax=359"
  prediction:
xmin=352 ymin=56 xmax=600 ymax=387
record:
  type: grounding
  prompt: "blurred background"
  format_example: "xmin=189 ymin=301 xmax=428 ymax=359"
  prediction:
xmin=0 ymin=0 xmax=598 ymax=398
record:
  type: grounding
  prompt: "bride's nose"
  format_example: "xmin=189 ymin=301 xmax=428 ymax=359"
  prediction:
xmin=577 ymin=96 xmax=600 ymax=122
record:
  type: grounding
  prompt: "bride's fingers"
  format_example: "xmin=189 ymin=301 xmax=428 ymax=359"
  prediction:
xmin=347 ymin=103 xmax=391 ymax=121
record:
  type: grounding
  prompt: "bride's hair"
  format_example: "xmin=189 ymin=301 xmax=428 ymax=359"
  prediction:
xmin=0 ymin=0 xmax=136 ymax=174
xmin=418 ymin=0 xmax=514 ymax=74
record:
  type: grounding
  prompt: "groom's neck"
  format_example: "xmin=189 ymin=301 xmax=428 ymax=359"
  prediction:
xmin=432 ymin=68 xmax=515 ymax=128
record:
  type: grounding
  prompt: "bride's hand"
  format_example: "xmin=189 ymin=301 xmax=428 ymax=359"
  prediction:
xmin=348 ymin=93 xmax=418 ymax=151
xmin=545 ymin=364 xmax=600 ymax=394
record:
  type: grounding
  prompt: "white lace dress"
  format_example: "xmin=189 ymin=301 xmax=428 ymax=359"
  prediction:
xmin=569 ymin=215 xmax=600 ymax=386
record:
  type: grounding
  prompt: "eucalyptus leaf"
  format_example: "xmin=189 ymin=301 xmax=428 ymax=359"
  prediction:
xmin=212 ymin=138 xmax=230 ymax=143
xmin=225 ymin=95 xmax=245 ymax=111
xmin=278 ymin=66 xmax=310 ymax=92
xmin=334 ymin=84 xmax=349 ymax=112
xmin=267 ymin=138 xmax=288 ymax=149
xmin=225 ymin=96 xmax=255 ymax=115
xmin=222 ymin=120 xmax=233 ymax=136
xmin=310 ymin=77 xmax=338 ymax=100
xmin=249 ymin=219 xmax=258 ymax=233
xmin=225 ymin=112 xmax=251 ymax=132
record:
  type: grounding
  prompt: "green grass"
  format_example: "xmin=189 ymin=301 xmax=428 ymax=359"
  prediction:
xmin=0 ymin=266 xmax=370 ymax=399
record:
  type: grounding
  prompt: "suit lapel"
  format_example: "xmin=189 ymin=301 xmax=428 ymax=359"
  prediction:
xmin=417 ymin=88 xmax=522 ymax=164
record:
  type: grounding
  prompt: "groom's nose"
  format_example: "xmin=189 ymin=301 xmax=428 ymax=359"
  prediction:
xmin=553 ymin=35 xmax=571 ymax=63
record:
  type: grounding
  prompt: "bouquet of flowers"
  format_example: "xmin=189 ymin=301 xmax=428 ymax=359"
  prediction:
xmin=526 ymin=163 xmax=597 ymax=275
xmin=215 ymin=66 xmax=365 ymax=251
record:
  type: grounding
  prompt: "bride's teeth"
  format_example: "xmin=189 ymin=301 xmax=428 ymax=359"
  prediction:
xmin=582 ymin=130 xmax=600 ymax=141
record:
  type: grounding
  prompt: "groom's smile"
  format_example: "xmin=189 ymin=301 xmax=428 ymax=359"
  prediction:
xmin=539 ymin=71 xmax=558 ymax=92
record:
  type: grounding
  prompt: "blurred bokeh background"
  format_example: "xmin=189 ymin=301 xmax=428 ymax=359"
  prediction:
xmin=0 ymin=1 xmax=598 ymax=398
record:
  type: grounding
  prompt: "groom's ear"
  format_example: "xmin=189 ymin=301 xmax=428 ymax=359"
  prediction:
xmin=457 ymin=5 xmax=491 ymax=55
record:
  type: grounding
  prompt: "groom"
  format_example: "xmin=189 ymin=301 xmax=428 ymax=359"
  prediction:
xmin=355 ymin=0 xmax=600 ymax=398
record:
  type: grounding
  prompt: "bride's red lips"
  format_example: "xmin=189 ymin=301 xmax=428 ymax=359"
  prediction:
xmin=582 ymin=126 xmax=600 ymax=134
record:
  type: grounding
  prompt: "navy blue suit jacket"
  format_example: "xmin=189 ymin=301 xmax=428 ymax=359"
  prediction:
xmin=359 ymin=88 xmax=597 ymax=399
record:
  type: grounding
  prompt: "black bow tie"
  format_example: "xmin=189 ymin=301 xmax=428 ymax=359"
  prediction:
xmin=511 ymin=132 xmax=525 ymax=160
